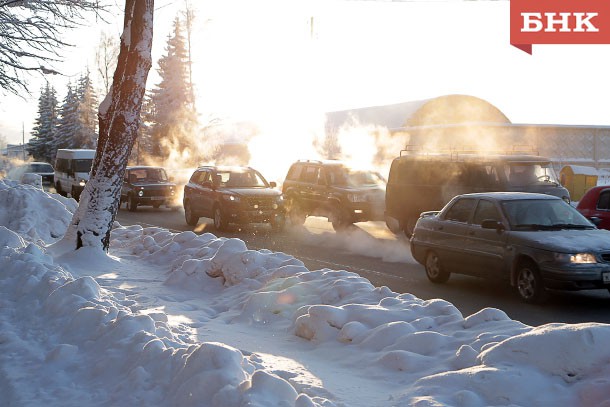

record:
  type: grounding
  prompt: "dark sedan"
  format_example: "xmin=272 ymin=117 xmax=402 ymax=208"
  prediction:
xmin=121 ymin=166 xmax=178 ymax=211
xmin=410 ymin=192 xmax=610 ymax=303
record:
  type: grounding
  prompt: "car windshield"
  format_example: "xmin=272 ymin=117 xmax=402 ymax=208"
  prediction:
xmin=502 ymin=199 xmax=595 ymax=229
xmin=326 ymin=166 xmax=386 ymax=188
xmin=219 ymin=169 xmax=268 ymax=188
xmin=129 ymin=168 xmax=168 ymax=182
xmin=27 ymin=163 xmax=53 ymax=173
xmin=74 ymin=159 xmax=93 ymax=173
xmin=504 ymin=163 xmax=560 ymax=187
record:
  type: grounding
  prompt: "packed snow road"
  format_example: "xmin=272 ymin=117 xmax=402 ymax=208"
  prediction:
xmin=115 ymin=207 xmax=610 ymax=326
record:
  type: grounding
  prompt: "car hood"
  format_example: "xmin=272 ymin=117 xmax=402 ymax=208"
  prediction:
xmin=510 ymin=229 xmax=610 ymax=253
xmin=225 ymin=188 xmax=281 ymax=197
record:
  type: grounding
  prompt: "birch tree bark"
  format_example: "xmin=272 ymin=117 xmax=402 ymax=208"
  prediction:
xmin=60 ymin=0 xmax=154 ymax=251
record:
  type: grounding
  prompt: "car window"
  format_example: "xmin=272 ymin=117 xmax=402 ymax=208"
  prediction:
xmin=286 ymin=164 xmax=302 ymax=181
xmin=502 ymin=199 xmax=593 ymax=228
xmin=444 ymin=199 xmax=476 ymax=223
xmin=472 ymin=200 xmax=501 ymax=225
xmin=300 ymin=166 xmax=319 ymax=183
xmin=597 ymin=190 xmax=610 ymax=210
xmin=191 ymin=171 xmax=209 ymax=186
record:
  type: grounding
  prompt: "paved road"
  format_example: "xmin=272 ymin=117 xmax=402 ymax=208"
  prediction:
xmin=115 ymin=206 xmax=610 ymax=327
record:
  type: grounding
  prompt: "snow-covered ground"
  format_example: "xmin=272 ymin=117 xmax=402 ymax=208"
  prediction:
xmin=2 ymin=178 xmax=610 ymax=407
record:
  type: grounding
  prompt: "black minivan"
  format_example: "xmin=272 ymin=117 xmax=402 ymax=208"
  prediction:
xmin=385 ymin=151 xmax=571 ymax=237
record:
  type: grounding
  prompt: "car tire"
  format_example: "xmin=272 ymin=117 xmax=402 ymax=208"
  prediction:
xmin=516 ymin=261 xmax=547 ymax=303
xmin=424 ymin=251 xmax=450 ymax=283
xmin=287 ymin=199 xmax=306 ymax=226
xmin=213 ymin=205 xmax=228 ymax=231
xmin=127 ymin=194 xmax=138 ymax=212
xmin=331 ymin=208 xmax=352 ymax=232
xmin=402 ymin=216 xmax=418 ymax=238
xmin=270 ymin=214 xmax=286 ymax=232
xmin=184 ymin=201 xmax=199 ymax=226
xmin=55 ymin=182 xmax=65 ymax=196
xmin=71 ymin=186 xmax=81 ymax=201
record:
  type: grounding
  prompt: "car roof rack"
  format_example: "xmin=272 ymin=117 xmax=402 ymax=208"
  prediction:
xmin=399 ymin=145 xmax=540 ymax=159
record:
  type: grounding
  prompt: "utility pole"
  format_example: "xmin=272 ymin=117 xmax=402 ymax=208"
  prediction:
xmin=22 ymin=122 xmax=25 ymax=161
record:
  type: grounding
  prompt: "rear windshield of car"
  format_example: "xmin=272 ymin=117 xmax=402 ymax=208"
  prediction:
xmin=27 ymin=163 xmax=53 ymax=173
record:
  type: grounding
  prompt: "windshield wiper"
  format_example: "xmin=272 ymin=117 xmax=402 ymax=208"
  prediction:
xmin=514 ymin=224 xmax=556 ymax=230
xmin=549 ymin=223 xmax=595 ymax=230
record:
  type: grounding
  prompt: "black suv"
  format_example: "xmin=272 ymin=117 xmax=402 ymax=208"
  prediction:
xmin=121 ymin=166 xmax=178 ymax=211
xmin=183 ymin=165 xmax=285 ymax=230
xmin=282 ymin=160 xmax=386 ymax=231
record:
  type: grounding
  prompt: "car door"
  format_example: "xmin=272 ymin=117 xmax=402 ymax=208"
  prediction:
xmin=188 ymin=170 xmax=209 ymax=215
xmin=465 ymin=199 xmax=509 ymax=279
xmin=591 ymin=189 xmax=610 ymax=230
xmin=298 ymin=165 xmax=320 ymax=212
xmin=435 ymin=198 xmax=477 ymax=274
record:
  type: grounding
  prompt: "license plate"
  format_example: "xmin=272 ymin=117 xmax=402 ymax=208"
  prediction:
xmin=603 ymin=272 xmax=610 ymax=283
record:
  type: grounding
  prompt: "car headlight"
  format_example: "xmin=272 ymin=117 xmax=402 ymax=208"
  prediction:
xmin=138 ymin=190 xmax=144 ymax=197
xmin=222 ymin=194 xmax=240 ymax=202
xmin=347 ymin=193 xmax=366 ymax=203
xmin=570 ymin=253 xmax=597 ymax=264
xmin=79 ymin=179 xmax=86 ymax=187
xmin=555 ymin=252 xmax=597 ymax=264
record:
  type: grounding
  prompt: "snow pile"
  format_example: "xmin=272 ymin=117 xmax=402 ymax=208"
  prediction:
xmin=2 ymin=178 xmax=610 ymax=406
xmin=0 ymin=179 xmax=76 ymax=244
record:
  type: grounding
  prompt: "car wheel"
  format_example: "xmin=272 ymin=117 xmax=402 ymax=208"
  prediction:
xmin=424 ymin=251 xmax=450 ymax=283
xmin=270 ymin=214 xmax=286 ymax=231
xmin=184 ymin=201 xmax=199 ymax=226
xmin=127 ymin=194 xmax=138 ymax=212
xmin=516 ymin=261 xmax=546 ymax=303
xmin=71 ymin=186 xmax=81 ymax=201
xmin=55 ymin=182 xmax=65 ymax=196
xmin=287 ymin=199 xmax=306 ymax=226
xmin=402 ymin=216 xmax=418 ymax=238
xmin=214 ymin=206 xmax=228 ymax=231
xmin=331 ymin=208 xmax=352 ymax=232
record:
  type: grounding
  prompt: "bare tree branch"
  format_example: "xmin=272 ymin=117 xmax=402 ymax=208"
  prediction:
xmin=0 ymin=0 xmax=105 ymax=95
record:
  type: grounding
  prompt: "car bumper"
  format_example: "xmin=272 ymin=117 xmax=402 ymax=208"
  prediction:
xmin=540 ymin=264 xmax=610 ymax=290
xmin=346 ymin=202 xmax=385 ymax=223
xmin=224 ymin=207 xmax=285 ymax=224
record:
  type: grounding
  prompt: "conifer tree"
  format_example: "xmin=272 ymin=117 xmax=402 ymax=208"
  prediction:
xmin=75 ymin=69 xmax=99 ymax=148
xmin=27 ymin=83 xmax=58 ymax=162
xmin=55 ymin=83 xmax=79 ymax=150
xmin=150 ymin=16 xmax=197 ymax=159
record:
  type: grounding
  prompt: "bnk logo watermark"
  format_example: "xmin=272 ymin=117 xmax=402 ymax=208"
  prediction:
xmin=510 ymin=0 xmax=610 ymax=54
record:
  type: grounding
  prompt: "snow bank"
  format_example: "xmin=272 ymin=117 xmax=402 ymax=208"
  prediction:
xmin=2 ymin=178 xmax=610 ymax=406
xmin=0 ymin=179 xmax=76 ymax=244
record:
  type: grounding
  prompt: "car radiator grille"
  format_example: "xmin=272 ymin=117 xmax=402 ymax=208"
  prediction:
xmin=246 ymin=197 xmax=275 ymax=210
xmin=142 ymin=188 xmax=172 ymax=197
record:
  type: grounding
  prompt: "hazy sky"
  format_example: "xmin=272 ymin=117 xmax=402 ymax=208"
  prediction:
xmin=1 ymin=0 xmax=609 ymax=145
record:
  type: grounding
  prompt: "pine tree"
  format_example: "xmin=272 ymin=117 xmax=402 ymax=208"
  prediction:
xmin=55 ymin=83 xmax=79 ymax=150
xmin=150 ymin=16 xmax=197 ymax=160
xmin=27 ymin=83 xmax=58 ymax=163
xmin=75 ymin=69 xmax=99 ymax=148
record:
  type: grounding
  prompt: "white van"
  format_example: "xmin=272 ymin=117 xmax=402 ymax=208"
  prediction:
xmin=54 ymin=149 xmax=95 ymax=200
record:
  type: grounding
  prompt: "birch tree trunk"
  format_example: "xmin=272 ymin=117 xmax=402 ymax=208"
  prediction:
xmin=60 ymin=0 xmax=154 ymax=251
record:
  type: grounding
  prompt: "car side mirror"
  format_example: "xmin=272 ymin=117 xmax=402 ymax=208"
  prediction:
xmin=481 ymin=219 xmax=504 ymax=231
xmin=270 ymin=181 xmax=277 ymax=188
xmin=589 ymin=216 xmax=602 ymax=227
